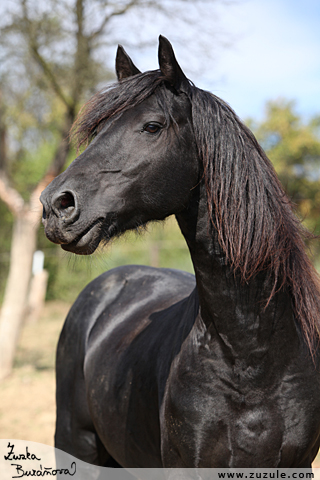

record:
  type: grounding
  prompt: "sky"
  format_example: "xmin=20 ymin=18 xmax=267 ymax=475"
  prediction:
xmin=128 ymin=0 xmax=320 ymax=123
xmin=1 ymin=0 xmax=319 ymax=124
xmin=198 ymin=0 xmax=320 ymax=122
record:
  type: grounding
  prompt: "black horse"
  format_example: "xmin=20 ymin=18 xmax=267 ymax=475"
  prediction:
xmin=40 ymin=36 xmax=320 ymax=468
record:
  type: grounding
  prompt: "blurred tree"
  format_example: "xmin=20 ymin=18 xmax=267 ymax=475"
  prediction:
xmin=250 ymin=99 xmax=320 ymax=242
xmin=0 ymin=0 xmax=229 ymax=379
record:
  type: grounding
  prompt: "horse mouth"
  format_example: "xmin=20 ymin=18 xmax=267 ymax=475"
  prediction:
xmin=61 ymin=219 xmax=104 ymax=255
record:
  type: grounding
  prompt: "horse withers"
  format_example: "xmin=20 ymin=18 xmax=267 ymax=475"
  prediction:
xmin=40 ymin=36 xmax=320 ymax=468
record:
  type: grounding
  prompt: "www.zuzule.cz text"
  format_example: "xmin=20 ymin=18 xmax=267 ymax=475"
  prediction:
xmin=217 ymin=471 xmax=314 ymax=479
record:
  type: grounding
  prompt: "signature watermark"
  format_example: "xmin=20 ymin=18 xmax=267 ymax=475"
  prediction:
xmin=4 ymin=442 xmax=76 ymax=478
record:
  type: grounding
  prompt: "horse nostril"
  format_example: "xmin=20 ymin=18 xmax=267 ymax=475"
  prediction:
xmin=52 ymin=190 xmax=78 ymax=220
xmin=58 ymin=192 xmax=75 ymax=210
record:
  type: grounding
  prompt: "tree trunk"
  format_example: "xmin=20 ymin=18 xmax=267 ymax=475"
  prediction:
xmin=0 ymin=110 xmax=73 ymax=380
xmin=27 ymin=269 xmax=49 ymax=324
xmin=0 ymin=213 xmax=37 ymax=379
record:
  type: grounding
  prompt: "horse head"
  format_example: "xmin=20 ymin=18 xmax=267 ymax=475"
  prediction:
xmin=40 ymin=36 xmax=199 ymax=255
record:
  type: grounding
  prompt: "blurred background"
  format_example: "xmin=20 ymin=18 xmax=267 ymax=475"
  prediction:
xmin=0 ymin=0 xmax=320 ymax=458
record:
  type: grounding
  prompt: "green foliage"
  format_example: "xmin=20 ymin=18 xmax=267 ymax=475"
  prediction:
xmin=40 ymin=217 xmax=193 ymax=303
xmin=0 ymin=0 xmax=114 ymax=205
xmin=0 ymin=205 xmax=13 ymax=302
xmin=249 ymin=100 xmax=320 ymax=237
xmin=11 ymin=142 xmax=55 ymax=200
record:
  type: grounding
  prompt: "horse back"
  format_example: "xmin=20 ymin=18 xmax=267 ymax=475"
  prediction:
xmin=56 ymin=264 xmax=197 ymax=467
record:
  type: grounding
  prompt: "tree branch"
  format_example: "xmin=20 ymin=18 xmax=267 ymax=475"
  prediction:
xmin=28 ymin=171 xmax=56 ymax=224
xmin=28 ymin=111 xmax=74 ymax=224
xmin=89 ymin=0 xmax=140 ymax=41
xmin=30 ymin=43 xmax=74 ymax=111
xmin=21 ymin=0 xmax=73 ymax=112
xmin=0 ymin=172 xmax=24 ymax=216
xmin=46 ymin=119 xmax=73 ymax=177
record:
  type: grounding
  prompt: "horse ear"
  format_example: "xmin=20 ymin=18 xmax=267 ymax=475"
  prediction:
xmin=158 ymin=35 xmax=188 ymax=92
xmin=116 ymin=45 xmax=141 ymax=80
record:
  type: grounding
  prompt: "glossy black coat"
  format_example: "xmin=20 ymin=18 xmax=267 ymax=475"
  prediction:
xmin=40 ymin=37 xmax=320 ymax=468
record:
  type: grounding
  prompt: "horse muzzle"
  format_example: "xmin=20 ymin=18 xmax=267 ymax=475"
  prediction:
xmin=40 ymin=187 xmax=103 ymax=255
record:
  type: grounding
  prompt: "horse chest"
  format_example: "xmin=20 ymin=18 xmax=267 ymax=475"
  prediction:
xmin=161 ymin=346 xmax=320 ymax=467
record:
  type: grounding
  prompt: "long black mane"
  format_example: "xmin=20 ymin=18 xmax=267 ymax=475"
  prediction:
xmin=72 ymin=70 xmax=320 ymax=353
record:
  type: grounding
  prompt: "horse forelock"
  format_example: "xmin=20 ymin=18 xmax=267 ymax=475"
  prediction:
xmin=189 ymin=86 xmax=320 ymax=354
xmin=71 ymin=70 xmax=176 ymax=150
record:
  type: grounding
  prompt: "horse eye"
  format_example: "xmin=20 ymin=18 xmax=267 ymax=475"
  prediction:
xmin=144 ymin=123 xmax=161 ymax=134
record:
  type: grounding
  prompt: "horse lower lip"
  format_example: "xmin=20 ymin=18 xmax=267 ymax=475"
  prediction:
xmin=61 ymin=220 xmax=102 ymax=254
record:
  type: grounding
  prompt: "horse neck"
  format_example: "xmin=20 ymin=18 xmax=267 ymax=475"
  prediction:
xmin=175 ymin=184 xmax=294 ymax=359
